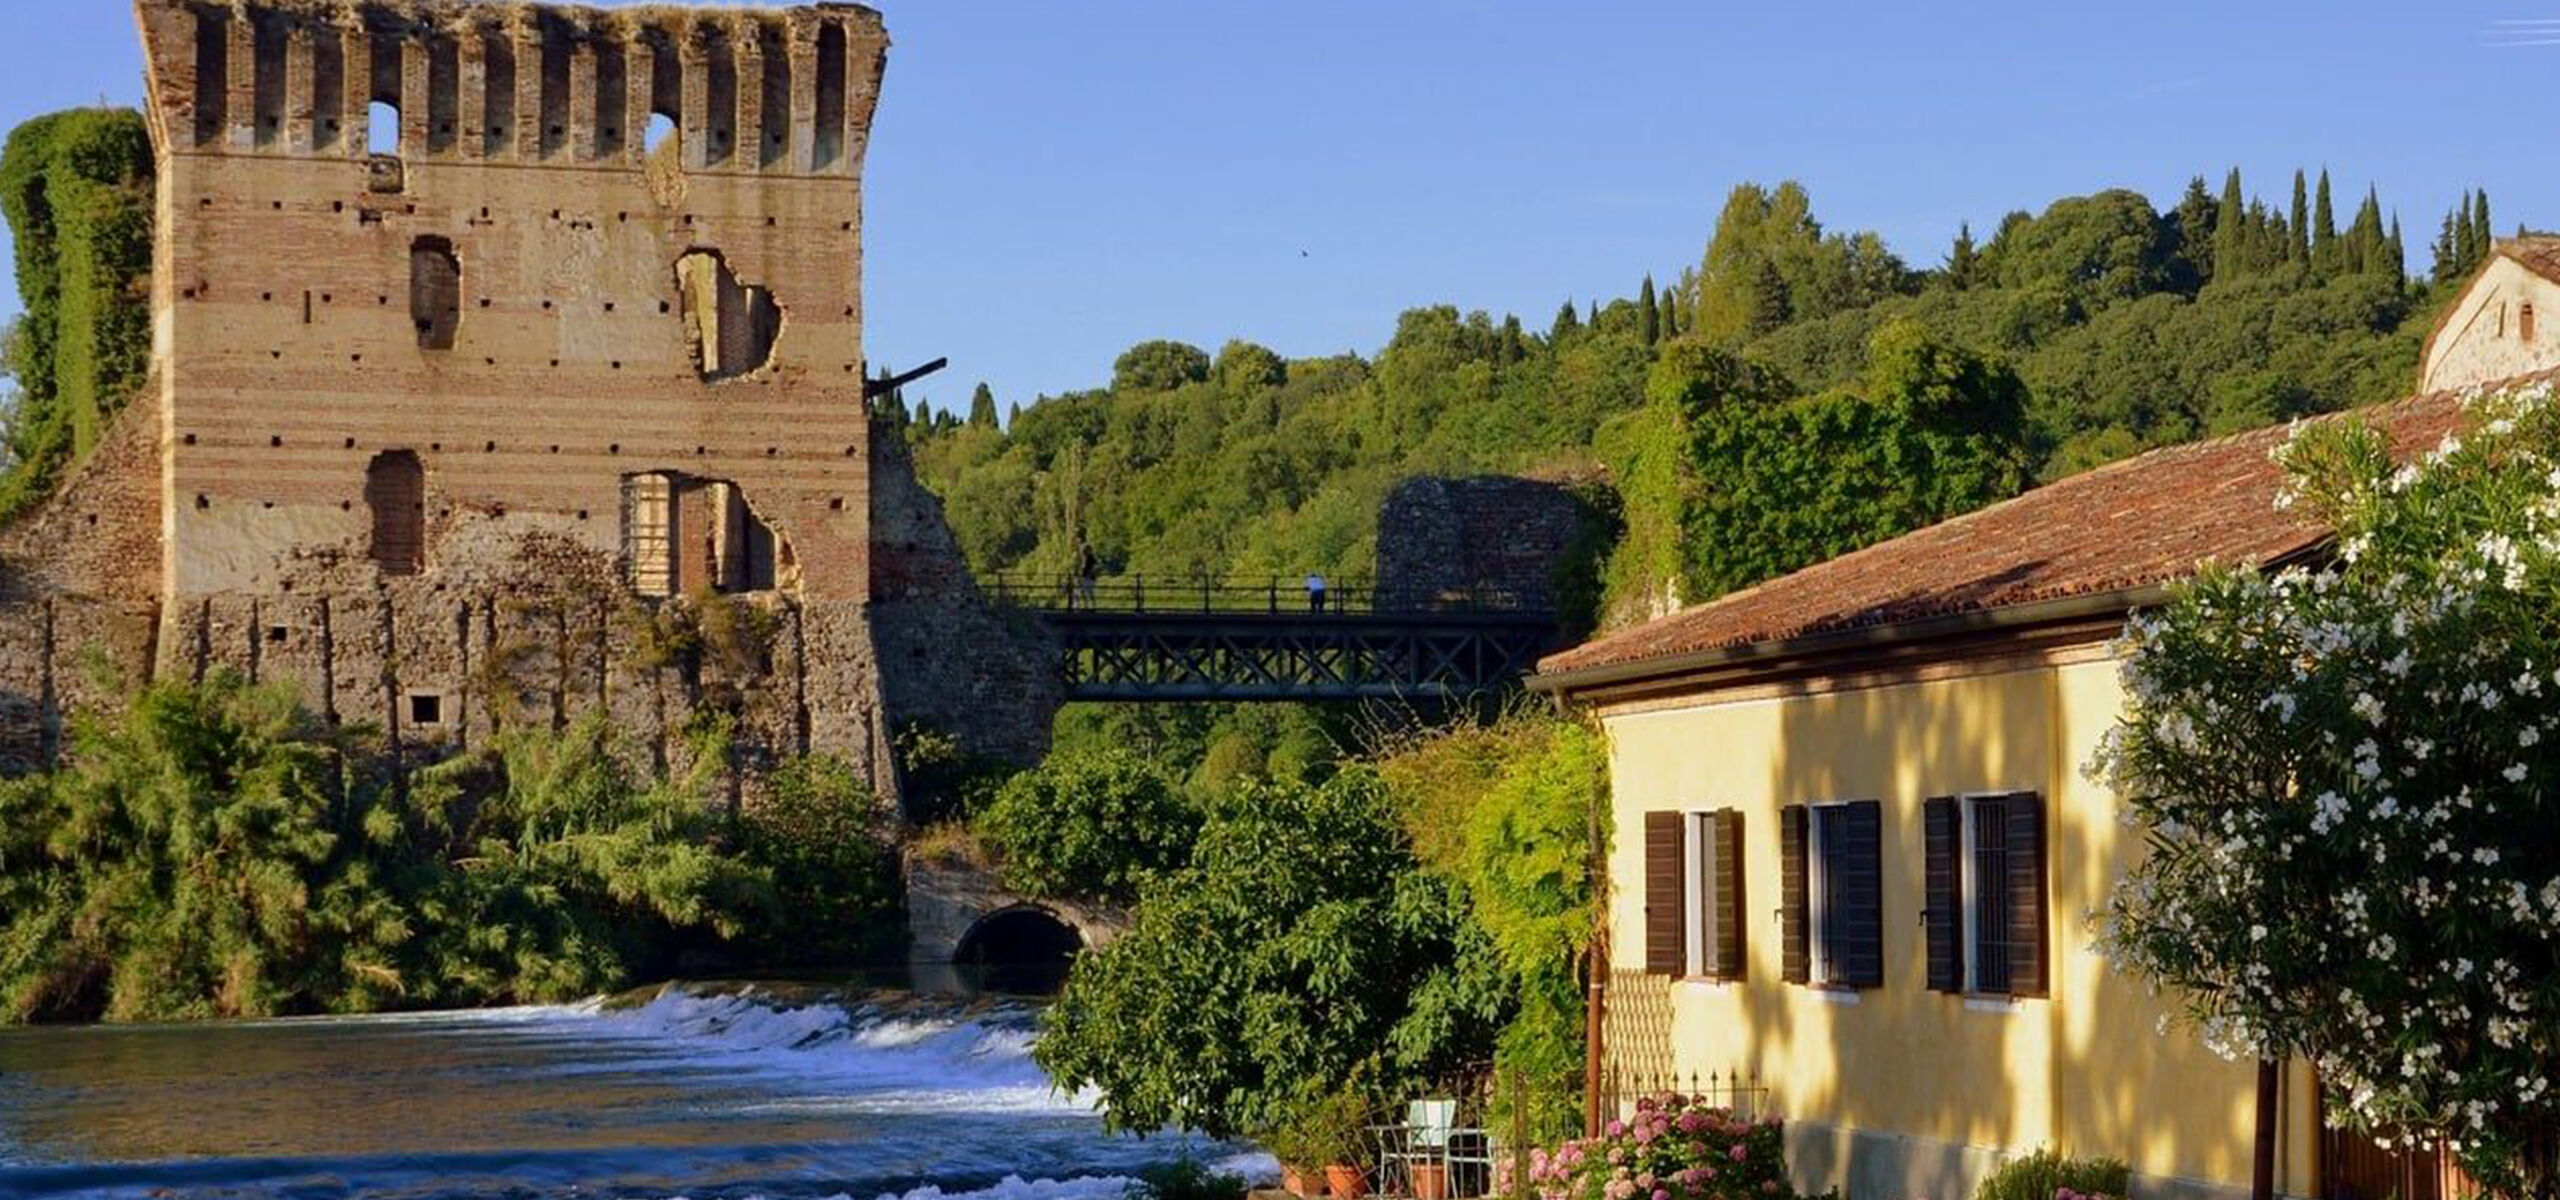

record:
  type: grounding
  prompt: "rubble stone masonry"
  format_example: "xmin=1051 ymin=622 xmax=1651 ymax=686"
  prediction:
xmin=0 ymin=0 xmax=1059 ymax=797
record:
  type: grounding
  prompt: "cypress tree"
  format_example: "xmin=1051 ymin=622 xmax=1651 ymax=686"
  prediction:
xmin=1007 ymin=402 xmax=1022 ymax=428
xmin=912 ymin=400 xmax=935 ymax=431
xmin=2173 ymin=176 xmax=2218 ymax=286
xmin=967 ymin=382 xmax=998 ymax=429
xmin=2289 ymin=169 xmax=2310 ymax=265
xmin=1657 ymin=288 xmax=1680 ymax=339
xmin=2474 ymin=191 xmax=2494 ymax=263
xmin=1637 ymin=275 xmax=1659 ymax=344
xmin=2215 ymin=169 xmax=2246 ymax=283
xmin=2435 ymin=210 xmax=2462 ymax=285
xmin=2312 ymin=169 xmax=2337 ymax=273
xmin=2447 ymin=189 xmax=2467 ymax=276
xmin=1948 ymin=221 xmax=1978 ymax=290
xmin=2345 ymin=187 xmax=2384 ymax=276
xmin=1550 ymin=300 xmax=1579 ymax=340
xmin=2387 ymin=213 xmax=2406 ymax=281
xmin=1500 ymin=313 xmax=1527 ymax=362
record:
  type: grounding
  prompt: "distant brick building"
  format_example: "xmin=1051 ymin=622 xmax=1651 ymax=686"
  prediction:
xmin=0 ymin=0 xmax=1056 ymax=794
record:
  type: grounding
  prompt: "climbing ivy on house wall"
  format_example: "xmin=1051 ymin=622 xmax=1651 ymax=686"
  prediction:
xmin=0 ymin=108 xmax=154 ymax=524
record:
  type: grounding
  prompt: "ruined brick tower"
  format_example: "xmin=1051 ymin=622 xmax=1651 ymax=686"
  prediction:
xmin=0 ymin=0 xmax=1064 ymax=793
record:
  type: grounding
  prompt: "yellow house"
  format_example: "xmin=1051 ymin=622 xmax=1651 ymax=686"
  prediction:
xmin=1528 ymin=371 xmax=2555 ymax=1200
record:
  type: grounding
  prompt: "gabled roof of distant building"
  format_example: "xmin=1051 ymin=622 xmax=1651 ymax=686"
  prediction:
xmin=1534 ymin=369 xmax=2560 ymax=690
xmin=2501 ymin=237 xmax=2560 ymax=287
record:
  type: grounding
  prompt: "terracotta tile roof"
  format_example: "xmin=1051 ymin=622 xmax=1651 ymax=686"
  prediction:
xmin=1536 ymin=371 xmax=2560 ymax=683
xmin=2504 ymin=237 xmax=2560 ymax=287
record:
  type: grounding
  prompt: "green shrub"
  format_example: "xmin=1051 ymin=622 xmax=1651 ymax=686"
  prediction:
xmin=1126 ymin=1158 xmax=1248 ymax=1200
xmin=1973 ymin=1149 xmax=2130 ymax=1200
xmin=732 ymin=755 xmax=904 ymax=967
xmin=976 ymin=746 xmax=1196 ymax=905
xmin=0 ymin=672 xmax=900 ymax=1023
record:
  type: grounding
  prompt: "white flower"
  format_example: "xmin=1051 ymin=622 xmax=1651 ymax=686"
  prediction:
xmin=2352 ymin=692 xmax=2387 ymax=725
xmin=2524 ymin=726 xmax=2543 ymax=749
xmin=2507 ymin=763 xmax=2531 ymax=783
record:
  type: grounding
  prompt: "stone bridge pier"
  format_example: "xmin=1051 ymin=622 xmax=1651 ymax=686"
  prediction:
xmin=905 ymin=860 xmax=1127 ymax=993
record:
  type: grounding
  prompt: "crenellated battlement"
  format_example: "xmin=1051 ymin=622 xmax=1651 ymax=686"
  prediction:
xmin=131 ymin=0 xmax=887 ymax=178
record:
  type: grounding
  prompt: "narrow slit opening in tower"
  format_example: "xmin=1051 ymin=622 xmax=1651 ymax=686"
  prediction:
xmin=251 ymin=14 xmax=287 ymax=147
xmin=312 ymin=26 xmax=345 ymax=151
xmin=482 ymin=32 xmax=515 ymax=155
xmin=813 ymin=22 xmax=846 ymax=169
xmin=645 ymin=112 xmax=678 ymax=158
xmin=759 ymin=24 xmax=790 ymax=168
xmin=594 ymin=42 xmax=629 ymax=158
xmin=426 ymin=35 xmax=460 ymax=155
xmin=539 ymin=35 xmax=570 ymax=158
xmin=191 ymin=12 xmax=227 ymax=145
xmin=704 ymin=32 xmax=736 ymax=167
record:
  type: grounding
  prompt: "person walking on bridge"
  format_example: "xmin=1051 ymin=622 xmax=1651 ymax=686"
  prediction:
xmin=1305 ymin=571 xmax=1327 ymax=614
xmin=1075 ymin=543 xmax=1100 ymax=610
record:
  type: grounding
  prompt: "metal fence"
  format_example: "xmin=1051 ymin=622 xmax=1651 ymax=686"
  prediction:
xmin=983 ymin=573 xmax=1538 ymax=616
xmin=1594 ymin=1065 xmax=1773 ymax=1124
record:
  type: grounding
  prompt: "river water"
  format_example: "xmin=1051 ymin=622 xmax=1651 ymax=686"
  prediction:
xmin=0 ymin=982 xmax=1258 ymax=1200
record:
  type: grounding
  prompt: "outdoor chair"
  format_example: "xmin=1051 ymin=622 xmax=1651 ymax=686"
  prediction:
xmin=1370 ymin=1099 xmax=1494 ymax=1199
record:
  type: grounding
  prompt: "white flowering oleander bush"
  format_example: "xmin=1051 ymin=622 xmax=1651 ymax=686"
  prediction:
xmin=1510 ymin=1094 xmax=1786 ymax=1200
xmin=2093 ymin=379 xmax=2560 ymax=1197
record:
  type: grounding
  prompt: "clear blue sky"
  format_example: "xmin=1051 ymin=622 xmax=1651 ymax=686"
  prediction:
xmin=2 ymin=1 xmax=2553 ymax=415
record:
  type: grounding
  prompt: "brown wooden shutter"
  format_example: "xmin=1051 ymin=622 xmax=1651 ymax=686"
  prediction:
xmin=1712 ymin=809 xmax=1745 ymax=980
xmin=1841 ymin=800 xmax=1885 ymax=988
xmin=1923 ymin=796 xmax=1961 ymax=992
xmin=1643 ymin=811 xmax=1685 ymax=975
xmin=1779 ymin=804 xmax=1807 ymax=984
xmin=2006 ymin=791 xmax=2049 ymax=997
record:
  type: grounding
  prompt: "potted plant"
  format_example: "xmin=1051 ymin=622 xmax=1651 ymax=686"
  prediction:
xmin=1257 ymin=1109 xmax=1329 ymax=1198
xmin=1308 ymin=1087 xmax=1374 ymax=1200
xmin=1407 ymin=1157 xmax=1448 ymax=1200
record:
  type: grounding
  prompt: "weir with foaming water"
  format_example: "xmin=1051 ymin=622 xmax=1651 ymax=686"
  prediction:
xmin=0 ymin=981 xmax=1260 ymax=1200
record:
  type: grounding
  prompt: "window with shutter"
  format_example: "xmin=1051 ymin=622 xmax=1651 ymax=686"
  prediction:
xmin=1837 ymin=800 xmax=1884 ymax=988
xmin=1923 ymin=797 xmax=1960 ymax=992
xmin=1779 ymin=805 xmax=1807 ymax=984
xmin=1940 ymin=790 xmax=2051 ymax=999
xmin=2005 ymin=791 xmax=2049 ymax=997
xmin=1712 ymin=809 xmax=1745 ymax=980
xmin=1643 ymin=811 xmax=1685 ymax=975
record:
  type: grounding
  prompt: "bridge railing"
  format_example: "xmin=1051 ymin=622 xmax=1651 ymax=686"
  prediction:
xmin=983 ymin=573 xmax=1545 ymax=616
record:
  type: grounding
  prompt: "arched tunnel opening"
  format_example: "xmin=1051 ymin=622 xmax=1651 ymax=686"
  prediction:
xmin=952 ymin=907 xmax=1083 ymax=995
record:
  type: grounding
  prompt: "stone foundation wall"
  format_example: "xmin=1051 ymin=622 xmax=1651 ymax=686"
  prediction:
xmin=867 ymin=417 xmax=1060 ymax=768
xmin=1375 ymin=475 xmax=1590 ymax=611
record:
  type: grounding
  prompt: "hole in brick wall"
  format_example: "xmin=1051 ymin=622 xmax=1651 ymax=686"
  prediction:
xmin=430 ymin=442 xmax=441 ymax=452
xmin=270 ymin=201 xmax=282 ymax=210
xmin=620 ymin=471 xmax=783 ymax=597
xmin=368 ymin=100 xmax=400 ymax=155
xmin=478 ymin=298 xmax=490 ymax=308
xmin=611 ymin=361 xmax=622 ymax=370
xmin=183 ymin=433 xmax=197 ymax=445
xmin=829 ymin=497 xmax=843 ymax=511
xmin=604 ymin=302 xmax=616 ymax=312
xmin=344 ymin=437 xmax=356 ymax=448
xmin=262 ymin=292 xmax=273 ymax=302
xmin=270 ymin=435 xmax=283 ymax=447
xmin=267 ymin=625 xmax=288 ymax=644
xmin=366 ymin=450 xmax=426 ymax=576
xmin=322 ymin=293 xmax=332 ymax=303
xmin=483 ymin=440 xmax=495 ymax=452
xmin=406 ymin=692 xmax=445 ymax=727
xmin=410 ymin=236 xmax=461 ymax=351
xmin=86 ymin=513 xmax=97 ymax=525
xmin=675 ymin=249 xmax=782 ymax=383
xmin=196 ymin=494 xmax=210 ymax=510
xmin=577 ymin=509 xmax=589 ymax=520
xmin=609 ymin=443 xmax=621 ymax=454
xmin=540 ymin=299 xmax=553 ymax=309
